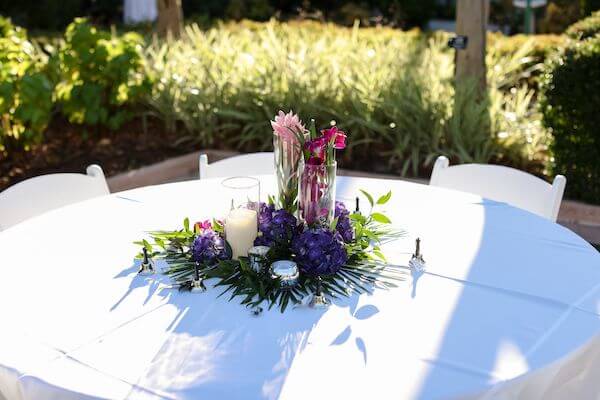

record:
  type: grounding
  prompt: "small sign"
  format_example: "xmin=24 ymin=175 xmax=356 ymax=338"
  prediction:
xmin=513 ymin=0 xmax=547 ymax=8
xmin=448 ymin=35 xmax=468 ymax=50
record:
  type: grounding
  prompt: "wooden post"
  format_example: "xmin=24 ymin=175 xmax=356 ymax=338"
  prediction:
xmin=455 ymin=0 xmax=488 ymax=93
xmin=157 ymin=0 xmax=183 ymax=38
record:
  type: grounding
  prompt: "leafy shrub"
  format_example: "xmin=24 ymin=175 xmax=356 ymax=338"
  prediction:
xmin=488 ymin=33 xmax=565 ymax=63
xmin=540 ymin=35 xmax=600 ymax=203
xmin=53 ymin=18 xmax=152 ymax=130
xmin=539 ymin=1 xmax=582 ymax=34
xmin=0 ymin=17 xmax=53 ymax=151
xmin=146 ymin=21 xmax=549 ymax=175
xmin=565 ymin=9 xmax=600 ymax=40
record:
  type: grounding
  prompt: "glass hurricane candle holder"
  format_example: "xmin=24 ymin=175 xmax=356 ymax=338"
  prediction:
xmin=221 ymin=176 xmax=261 ymax=214
xmin=298 ymin=160 xmax=337 ymax=226
xmin=222 ymin=177 xmax=260 ymax=259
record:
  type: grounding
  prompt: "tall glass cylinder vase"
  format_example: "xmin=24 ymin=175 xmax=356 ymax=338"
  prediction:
xmin=274 ymin=133 xmax=303 ymax=213
xmin=298 ymin=160 xmax=336 ymax=227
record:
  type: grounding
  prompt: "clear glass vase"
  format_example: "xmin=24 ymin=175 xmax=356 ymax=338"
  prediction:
xmin=274 ymin=133 xmax=304 ymax=213
xmin=298 ymin=160 xmax=337 ymax=227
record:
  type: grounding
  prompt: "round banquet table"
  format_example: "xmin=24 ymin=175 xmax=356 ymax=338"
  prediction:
xmin=0 ymin=175 xmax=599 ymax=400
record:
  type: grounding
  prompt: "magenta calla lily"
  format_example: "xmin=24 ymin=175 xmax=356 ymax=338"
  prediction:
xmin=321 ymin=126 xmax=347 ymax=150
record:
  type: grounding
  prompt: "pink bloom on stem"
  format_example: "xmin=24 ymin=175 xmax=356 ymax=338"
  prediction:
xmin=321 ymin=126 xmax=347 ymax=150
xmin=307 ymin=156 xmax=324 ymax=165
xmin=305 ymin=136 xmax=327 ymax=159
xmin=194 ymin=220 xmax=212 ymax=231
xmin=271 ymin=110 xmax=305 ymax=142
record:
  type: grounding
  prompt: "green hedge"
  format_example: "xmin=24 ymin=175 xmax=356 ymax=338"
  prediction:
xmin=565 ymin=9 xmax=600 ymax=40
xmin=146 ymin=21 xmax=551 ymax=175
xmin=541 ymin=34 xmax=600 ymax=203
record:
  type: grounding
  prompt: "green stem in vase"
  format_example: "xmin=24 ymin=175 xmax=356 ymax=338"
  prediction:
xmin=309 ymin=119 xmax=317 ymax=140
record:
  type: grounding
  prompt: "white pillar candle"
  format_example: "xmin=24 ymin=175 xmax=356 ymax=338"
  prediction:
xmin=225 ymin=208 xmax=258 ymax=259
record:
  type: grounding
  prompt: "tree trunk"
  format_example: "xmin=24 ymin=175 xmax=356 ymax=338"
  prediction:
xmin=157 ymin=0 xmax=183 ymax=38
xmin=455 ymin=0 xmax=488 ymax=93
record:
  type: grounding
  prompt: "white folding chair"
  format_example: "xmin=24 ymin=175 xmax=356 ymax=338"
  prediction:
xmin=0 ymin=165 xmax=110 ymax=230
xmin=430 ymin=155 xmax=566 ymax=221
xmin=199 ymin=152 xmax=274 ymax=179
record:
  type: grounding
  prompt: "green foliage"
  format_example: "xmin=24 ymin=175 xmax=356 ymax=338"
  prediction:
xmin=566 ymin=9 xmax=600 ymax=40
xmin=540 ymin=35 xmax=600 ymax=203
xmin=581 ymin=0 xmax=600 ymax=17
xmin=0 ymin=17 xmax=53 ymax=151
xmin=146 ymin=21 xmax=550 ymax=176
xmin=53 ymin=18 xmax=152 ymax=130
xmin=489 ymin=33 xmax=565 ymax=64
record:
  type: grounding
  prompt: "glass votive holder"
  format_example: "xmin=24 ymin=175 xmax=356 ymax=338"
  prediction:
xmin=271 ymin=260 xmax=299 ymax=288
xmin=248 ymin=245 xmax=270 ymax=273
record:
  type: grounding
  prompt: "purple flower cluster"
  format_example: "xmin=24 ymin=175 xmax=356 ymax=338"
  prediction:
xmin=335 ymin=201 xmax=354 ymax=243
xmin=191 ymin=229 xmax=229 ymax=265
xmin=291 ymin=227 xmax=347 ymax=276
xmin=254 ymin=203 xmax=298 ymax=246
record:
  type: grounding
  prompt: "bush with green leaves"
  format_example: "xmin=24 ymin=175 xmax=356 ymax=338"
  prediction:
xmin=540 ymin=35 xmax=600 ymax=203
xmin=53 ymin=18 xmax=152 ymax=130
xmin=146 ymin=21 xmax=550 ymax=176
xmin=0 ymin=17 xmax=53 ymax=152
xmin=565 ymin=9 xmax=600 ymax=41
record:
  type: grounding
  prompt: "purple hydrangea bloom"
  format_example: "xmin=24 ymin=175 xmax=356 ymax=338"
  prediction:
xmin=254 ymin=203 xmax=298 ymax=246
xmin=191 ymin=229 xmax=229 ymax=265
xmin=335 ymin=201 xmax=354 ymax=243
xmin=291 ymin=227 xmax=347 ymax=276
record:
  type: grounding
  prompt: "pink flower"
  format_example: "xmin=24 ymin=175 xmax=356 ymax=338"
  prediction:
xmin=271 ymin=110 xmax=305 ymax=142
xmin=305 ymin=136 xmax=326 ymax=154
xmin=194 ymin=220 xmax=212 ymax=231
xmin=306 ymin=156 xmax=324 ymax=165
xmin=321 ymin=126 xmax=347 ymax=150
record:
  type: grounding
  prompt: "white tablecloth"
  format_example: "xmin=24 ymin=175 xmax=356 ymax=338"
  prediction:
xmin=0 ymin=176 xmax=598 ymax=400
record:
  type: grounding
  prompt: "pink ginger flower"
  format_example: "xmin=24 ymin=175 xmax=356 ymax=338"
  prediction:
xmin=271 ymin=110 xmax=305 ymax=142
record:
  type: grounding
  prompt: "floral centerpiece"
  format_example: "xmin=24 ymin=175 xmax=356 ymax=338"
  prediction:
xmin=136 ymin=111 xmax=404 ymax=312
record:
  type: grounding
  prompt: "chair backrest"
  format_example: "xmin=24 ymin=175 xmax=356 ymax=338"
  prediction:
xmin=0 ymin=165 xmax=110 ymax=230
xmin=430 ymin=156 xmax=566 ymax=221
xmin=199 ymin=152 xmax=274 ymax=179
